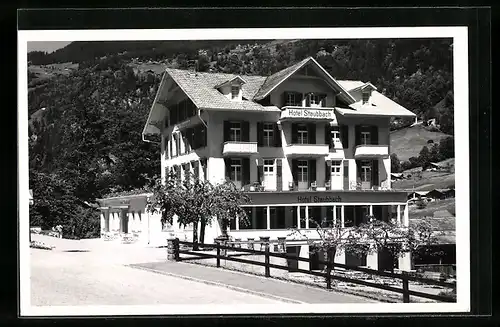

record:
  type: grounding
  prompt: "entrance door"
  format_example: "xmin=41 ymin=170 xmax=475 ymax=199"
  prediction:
xmin=297 ymin=160 xmax=309 ymax=191
xmin=263 ymin=159 xmax=276 ymax=190
xmin=330 ymin=160 xmax=343 ymax=190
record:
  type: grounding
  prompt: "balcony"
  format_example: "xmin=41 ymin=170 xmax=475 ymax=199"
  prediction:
xmin=284 ymin=144 xmax=329 ymax=158
xmin=280 ymin=106 xmax=335 ymax=121
xmin=354 ymin=144 xmax=389 ymax=159
xmin=222 ymin=141 xmax=259 ymax=156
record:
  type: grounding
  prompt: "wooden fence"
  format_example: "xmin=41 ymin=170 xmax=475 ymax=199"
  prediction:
xmin=169 ymin=239 xmax=456 ymax=303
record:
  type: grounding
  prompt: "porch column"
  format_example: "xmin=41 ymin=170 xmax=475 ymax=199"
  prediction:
xmin=340 ymin=205 xmax=345 ymax=228
xmin=369 ymin=204 xmax=373 ymax=217
xmin=397 ymin=205 xmax=402 ymax=225
xmin=403 ymin=204 xmax=409 ymax=227
xmin=128 ymin=211 xmax=133 ymax=233
xmin=305 ymin=206 xmax=309 ymax=229
xmin=100 ymin=212 xmax=105 ymax=233
xmin=333 ymin=205 xmax=337 ymax=226
xmin=266 ymin=206 xmax=270 ymax=230
xmin=398 ymin=252 xmax=412 ymax=271
xmin=236 ymin=214 xmax=240 ymax=230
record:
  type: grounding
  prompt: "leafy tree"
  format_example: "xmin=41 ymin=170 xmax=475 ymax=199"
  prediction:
xmin=390 ymin=153 xmax=401 ymax=173
xmin=147 ymin=172 xmax=251 ymax=250
xmin=418 ymin=146 xmax=431 ymax=168
xmin=438 ymin=136 xmax=455 ymax=160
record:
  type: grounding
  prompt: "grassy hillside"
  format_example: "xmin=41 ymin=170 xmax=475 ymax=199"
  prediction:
xmin=409 ymin=198 xmax=455 ymax=218
xmin=392 ymin=170 xmax=455 ymax=191
xmin=390 ymin=124 xmax=451 ymax=162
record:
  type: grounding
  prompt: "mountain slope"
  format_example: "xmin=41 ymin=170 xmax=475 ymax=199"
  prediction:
xmin=390 ymin=124 xmax=451 ymax=162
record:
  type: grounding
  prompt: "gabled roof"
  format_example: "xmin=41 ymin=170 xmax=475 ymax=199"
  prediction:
xmin=214 ymin=75 xmax=247 ymax=89
xmin=336 ymin=90 xmax=416 ymax=118
xmin=253 ymin=57 xmax=356 ymax=104
xmin=164 ymin=68 xmax=271 ymax=112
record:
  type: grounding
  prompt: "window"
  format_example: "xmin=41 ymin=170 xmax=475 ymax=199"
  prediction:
xmin=361 ymin=160 xmax=372 ymax=182
xmin=264 ymin=159 xmax=274 ymax=174
xmin=286 ymin=92 xmax=296 ymax=106
xmin=361 ymin=131 xmax=371 ymax=145
xmin=230 ymin=122 xmax=241 ymax=142
xmin=297 ymin=124 xmax=308 ymax=144
xmin=309 ymin=94 xmax=320 ymax=106
xmin=263 ymin=123 xmax=274 ymax=146
xmin=331 ymin=160 xmax=342 ymax=175
xmin=362 ymin=91 xmax=370 ymax=104
xmin=297 ymin=160 xmax=308 ymax=183
xmin=231 ymin=85 xmax=240 ymax=99
xmin=331 ymin=126 xmax=340 ymax=145
xmin=230 ymin=159 xmax=242 ymax=183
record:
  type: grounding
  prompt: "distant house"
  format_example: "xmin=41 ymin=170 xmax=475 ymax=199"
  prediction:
xmin=426 ymin=188 xmax=455 ymax=200
xmin=427 ymin=162 xmax=450 ymax=172
xmin=390 ymin=173 xmax=404 ymax=181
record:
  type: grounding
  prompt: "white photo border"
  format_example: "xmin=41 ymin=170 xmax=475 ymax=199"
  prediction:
xmin=18 ymin=27 xmax=470 ymax=316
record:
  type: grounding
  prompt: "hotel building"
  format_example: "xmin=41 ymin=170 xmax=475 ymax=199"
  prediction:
xmin=98 ymin=57 xmax=416 ymax=272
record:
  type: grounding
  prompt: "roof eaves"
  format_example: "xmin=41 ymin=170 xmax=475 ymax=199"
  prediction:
xmin=253 ymin=57 xmax=312 ymax=100
xmin=142 ymin=68 xmax=168 ymax=137
xmin=214 ymin=76 xmax=247 ymax=89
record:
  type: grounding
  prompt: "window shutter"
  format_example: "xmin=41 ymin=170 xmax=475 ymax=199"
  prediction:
xmin=371 ymin=125 xmax=379 ymax=145
xmin=291 ymin=159 xmax=298 ymax=187
xmin=325 ymin=124 xmax=332 ymax=148
xmin=176 ymin=134 xmax=181 ymax=156
xmin=193 ymin=161 xmax=199 ymax=180
xmin=242 ymin=121 xmax=250 ymax=142
xmin=274 ymin=123 xmax=282 ymax=147
xmin=201 ymin=158 xmax=208 ymax=180
xmin=224 ymin=159 xmax=231 ymax=181
xmin=343 ymin=161 xmax=349 ymax=190
xmin=325 ymin=161 xmax=331 ymax=182
xmin=309 ymin=160 xmax=316 ymax=184
xmin=340 ymin=125 xmax=349 ymax=149
xmin=282 ymin=92 xmax=288 ymax=107
xmin=193 ymin=126 xmax=199 ymax=150
xmin=223 ymin=121 xmax=230 ymax=142
xmin=257 ymin=164 xmax=263 ymax=183
xmin=296 ymin=92 xmax=303 ymax=106
xmin=276 ymin=159 xmax=282 ymax=191
xmin=257 ymin=122 xmax=263 ymax=147
xmin=355 ymin=125 xmax=361 ymax=146
xmin=320 ymin=93 xmax=327 ymax=107
xmin=308 ymin=123 xmax=316 ymax=144
xmin=242 ymin=158 xmax=250 ymax=186
xmin=291 ymin=123 xmax=298 ymax=144
xmin=201 ymin=125 xmax=207 ymax=148
xmin=372 ymin=160 xmax=379 ymax=186
xmin=305 ymin=93 xmax=311 ymax=107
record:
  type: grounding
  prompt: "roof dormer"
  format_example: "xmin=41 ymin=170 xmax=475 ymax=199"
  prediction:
xmin=360 ymin=83 xmax=377 ymax=105
xmin=215 ymin=76 xmax=246 ymax=102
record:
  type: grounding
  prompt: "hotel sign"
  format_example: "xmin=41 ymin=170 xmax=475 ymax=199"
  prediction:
xmin=297 ymin=195 xmax=342 ymax=203
xmin=281 ymin=108 xmax=334 ymax=120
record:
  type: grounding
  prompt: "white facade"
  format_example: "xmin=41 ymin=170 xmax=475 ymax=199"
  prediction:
xmin=134 ymin=57 xmax=417 ymax=271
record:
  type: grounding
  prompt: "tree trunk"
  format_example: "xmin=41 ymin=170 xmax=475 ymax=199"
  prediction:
xmin=192 ymin=222 xmax=199 ymax=251
xmin=199 ymin=217 xmax=206 ymax=245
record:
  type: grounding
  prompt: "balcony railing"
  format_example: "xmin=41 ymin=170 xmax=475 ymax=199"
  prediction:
xmin=284 ymin=144 xmax=329 ymax=157
xmin=222 ymin=141 xmax=259 ymax=156
xmin=354 ymin=144 xmax=389 ymax=159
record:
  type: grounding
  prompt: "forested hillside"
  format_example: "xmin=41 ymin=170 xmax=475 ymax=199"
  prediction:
xmin=27 ymin=38 xmax=454 ymax=238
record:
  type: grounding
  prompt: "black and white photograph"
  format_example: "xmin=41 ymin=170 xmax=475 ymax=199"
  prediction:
xmin=18 ymin=26 xmax=471 ymax=316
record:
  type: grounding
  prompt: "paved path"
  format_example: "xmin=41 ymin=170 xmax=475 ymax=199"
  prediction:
xmin=132 ymin=261 xmax=375 ymax=304
xmin=30 ymin=235 xmax=283 ymax=306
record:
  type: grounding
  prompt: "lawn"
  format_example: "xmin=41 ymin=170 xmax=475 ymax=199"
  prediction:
xmin=390 ymin=124 xmax=451 ymax=162
xmin=409 ymin=198 xmax=455 ymax=219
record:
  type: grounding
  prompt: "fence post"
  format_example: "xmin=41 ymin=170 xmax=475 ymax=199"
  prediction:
xmin=326 ymin=261 xmax=332 ymax=289
xmin=264 ymin=242 xmax=270 ymax=277
xmin=402 ymin=271 xmax=410 ymax=303
xmin=216 ymin=241 xmax=221 ymax=268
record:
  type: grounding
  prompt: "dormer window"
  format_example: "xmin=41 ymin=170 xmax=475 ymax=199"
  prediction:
xmin=231 ymin=85 xmax=240 ymax=99
xmin=362 ymin=91 xmax=370 ymax=104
